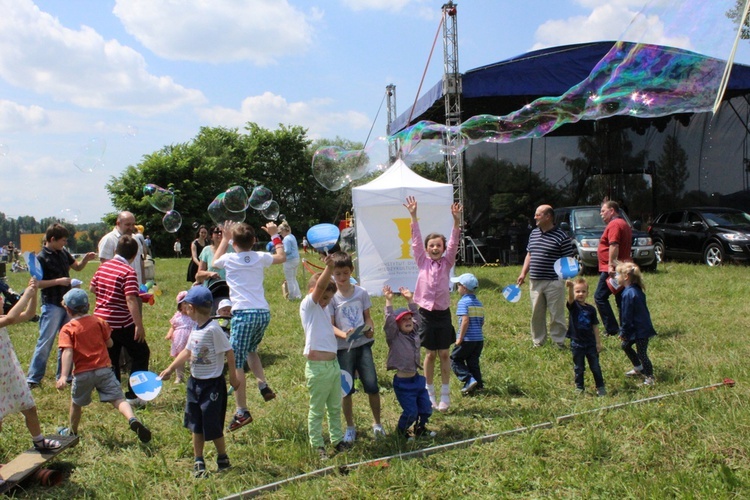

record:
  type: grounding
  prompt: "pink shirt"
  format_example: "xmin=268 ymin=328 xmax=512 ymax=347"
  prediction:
xmin=411 ymin=222 xmax=460 ymax=312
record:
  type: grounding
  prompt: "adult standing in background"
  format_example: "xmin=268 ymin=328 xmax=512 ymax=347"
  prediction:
xmin=98 ymin=211 xmax=145 ymax=286
xmin=187 ymin=225 xmax=209 ymax=283
xmin=144 ymin=234 xmax=152 ymax=256
xmin=517 ymin=205 xmax=575 ymax=348
xmin=278 ymin=221 xmax=302 ymax=300
xmin=595 ymin=200 xmax=633 ymax=336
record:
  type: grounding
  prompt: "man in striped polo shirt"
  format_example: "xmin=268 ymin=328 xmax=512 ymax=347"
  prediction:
xmin=517 ymin=205 xmax=575 ymax=348
xmin=90 ymin=235 xmax=150 ymax=407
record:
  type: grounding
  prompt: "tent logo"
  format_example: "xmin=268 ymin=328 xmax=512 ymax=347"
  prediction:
xmin=392 ymin=218 xmax=412 ymax=259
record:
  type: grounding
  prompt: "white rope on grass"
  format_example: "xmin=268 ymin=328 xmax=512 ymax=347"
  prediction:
xmin=221 ymin=379 xmax=735 ymax=499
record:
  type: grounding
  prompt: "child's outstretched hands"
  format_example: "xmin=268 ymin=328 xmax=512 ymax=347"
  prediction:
xmin=220 ymin=221 xmax=237 ymax=239
xmin=382 ymin=285 xmax=394 ymax=300
xmin=565 ymin=279 xmax=575 ymax=289
xmin=399 ymin=286 xmax=413 ymax=302
xmin=451 ymin=202 xmax=463 ymax=226
xmin=404 ymin=196 xmax=418 ymax=218
xmin=262 ymin=222 xmax=278 ymax=237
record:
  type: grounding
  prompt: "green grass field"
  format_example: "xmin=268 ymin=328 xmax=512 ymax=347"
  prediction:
xmin=1 ymin=257 xmax=749 ymax=499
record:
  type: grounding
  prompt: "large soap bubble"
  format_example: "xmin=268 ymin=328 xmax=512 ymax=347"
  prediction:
xmin=223 ymin=186 xmax=249 ymax=213
xmin=143 ymin=184 xmax=175 ymax=213
xmin=59 ymin=208 xmax=80 ymax=224
xmin=74 ymin=137 xmax=106 ymax=173
xmin=312 ymin=138 xmax=390 ymax=191
xmin=162 ymin=210 xmax=182 ymax=233
xmin=248 ymin=186 xmax=273 ymax=210
xmin=208 ymin=193 xmax=246 ymax=225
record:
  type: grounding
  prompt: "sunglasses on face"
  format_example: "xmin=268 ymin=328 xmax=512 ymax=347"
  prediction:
xmin=213 ymin=231 xmax=222 ymax=235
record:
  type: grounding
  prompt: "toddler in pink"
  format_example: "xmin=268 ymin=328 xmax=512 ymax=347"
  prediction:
xmin=165 ymin=290 xmax=197 ymax=383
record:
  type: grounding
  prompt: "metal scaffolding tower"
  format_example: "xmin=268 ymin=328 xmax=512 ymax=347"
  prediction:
xmin=441 ymin=1 xmax=466 ymax=262
xmin=385 ymin=84 xmax=399 ymax=163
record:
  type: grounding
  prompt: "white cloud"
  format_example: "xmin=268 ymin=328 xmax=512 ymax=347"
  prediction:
xmin=0 ymin=100 xmax=48 ymax=132
xmin=113 ymin=0 xmax=317 ymax=64
xmin=197 ymin=91 xmax=371 ymax=139
xmin=532 ymin=0 xmax=691 ymax=51
xmin=0 ymin=0 xmax=205 ymax=115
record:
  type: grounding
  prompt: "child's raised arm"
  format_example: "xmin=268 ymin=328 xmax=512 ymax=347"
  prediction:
xmin=404 ymin=196 xmax=418 ymax=222
xmin=262 ymin=222 xmax=287 ymax=265
xmin=0 ymin=279 xmax=38 ymax=328
xmin=565 ymin=279 xmax=575 ymax=305
xmin=399 ymin=287 xmax=414 ymax=305
xmin=451 ymin=202 xmax=463 ymax=228
xmin=311 ymin=254 xmax=334 ymax=305
xmin=212 ymin=221 xmax=237 ymax=262
xmin=382 ymin=285 xmax=394 ymax=307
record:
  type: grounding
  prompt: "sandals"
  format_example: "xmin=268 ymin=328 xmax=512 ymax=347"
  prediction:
xmin=33 ymin=437 xmax=62 ymax=451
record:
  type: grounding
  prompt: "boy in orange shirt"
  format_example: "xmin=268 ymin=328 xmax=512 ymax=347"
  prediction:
xmin=56 ymin=288 xmax=152 ymax=443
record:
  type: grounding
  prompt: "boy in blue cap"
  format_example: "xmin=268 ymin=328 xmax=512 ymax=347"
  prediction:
xmin=160 ymin=286 xmax=239 ymax=478
xmin=449 ymin=273 xmax=485 ymax=394
xmin=56 ymin=288 xmax=152 ymax=443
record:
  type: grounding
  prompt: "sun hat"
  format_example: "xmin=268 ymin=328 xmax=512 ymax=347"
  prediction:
xmin=180 ymin=286 xmax=213 ymax=308
xmin=394 ymin=308 xmax=413 ymax=323
xmin=176 ymin=290 xmax=188 ymax=303
xmin=217 ymin=299 xmax=232 ymax=311
xmin=450 ymin=273 xmax=479 ymax=291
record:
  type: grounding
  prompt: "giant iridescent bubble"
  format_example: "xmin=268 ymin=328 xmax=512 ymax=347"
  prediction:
xmin=248 ymin=186 xmax=273 ymax=210
xmin=313 ymin=0 xmax=747 ymax=187
xmin=74 ymin=137 xmax=106 ymax=173
xmin=223 ymin=186 xmax=250 ymax=213
xmin=162 ymin=210 xmax=182 ymax=233
xmin=312 ymin=138 xmax=390 ymax=191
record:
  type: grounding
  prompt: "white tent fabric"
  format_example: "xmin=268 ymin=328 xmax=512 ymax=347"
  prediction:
xmin=352 ymin=159 xmax=454 ymax=296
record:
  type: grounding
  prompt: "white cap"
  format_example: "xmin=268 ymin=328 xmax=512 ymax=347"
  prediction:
xmin=217 ymin=299 xmax=232 ymax=311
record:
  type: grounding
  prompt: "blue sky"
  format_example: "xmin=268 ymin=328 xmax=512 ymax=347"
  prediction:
xmin=0 ymin=0 xmax=748 ymax=223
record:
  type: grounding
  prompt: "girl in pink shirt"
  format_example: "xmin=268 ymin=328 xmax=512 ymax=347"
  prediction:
xmin=404 ymin=196 xmax=462 ymax=412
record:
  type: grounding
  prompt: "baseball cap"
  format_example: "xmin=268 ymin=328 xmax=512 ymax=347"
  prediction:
xmin=180 ymin=286 xmax=213 ymax=308
xmin=394 ymin=308 xmax=413 ymax=323
xmin=63 ymin=288 xmax=89 ymax=312
xmin=450 ymin=273 xmax=479 ymax=291
xmin=217 ymin=299 xmax=232 ymax=311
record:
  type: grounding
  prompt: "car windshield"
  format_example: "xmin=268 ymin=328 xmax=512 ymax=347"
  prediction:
xmin=572 ymin=208 xmax=634 ymax=230
xmin=702 ymin=211 xmax=750 ymax=227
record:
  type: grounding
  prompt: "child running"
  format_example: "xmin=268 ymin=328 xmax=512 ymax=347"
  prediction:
xmin=0 ymin=279 xmax=62 ymax=452
xmin=403 ymin=195 xmax=462 ymax=411
xmin=212 ymin=221 xmax=286 ymax=431
xmin=616 ymin=262 xmax=657 ymax=386
xmin=449 ymin=273 xmax=485 ymax=394
xmin=165 ymin=290 xmax=197 ymax=384
xmin=300 ymin=255 xmax=351 ymax=460
xmin=159 ymin=286 xmax=238 ymax=478
xmin=329 ymin=251 xmax=383 ymax=443
xmin=56 ymin=288 xmax=152 ymax=443
xmin=383 ymin=285 xmax=434 ymax=439
xmin=565 ymin=277 xmax=605 ymax=396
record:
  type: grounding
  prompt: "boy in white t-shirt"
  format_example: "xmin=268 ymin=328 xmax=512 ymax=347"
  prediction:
xmin=160 ymin=286 xmax=239 ymax=478
xmin=212 ymin=221 xmax=286 ymax=432
xmin=300 ymin=255 xmax=351 ymax=460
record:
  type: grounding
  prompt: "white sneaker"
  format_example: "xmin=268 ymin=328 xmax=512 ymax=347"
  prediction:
xmin=438 ymin=386 xmax=450 ymax=412
xmin=343 ymin=426 xmax=356 ymax=443
xmin=643 ymin=377 xmax=655 ymax=386
xmin=372 ymin=424 xmax=386 ymax=438
xmin=625 ymin=366 xmax=643 ymax=377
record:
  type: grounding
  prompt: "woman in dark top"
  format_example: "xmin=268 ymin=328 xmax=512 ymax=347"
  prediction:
xmin=187 ymin=225 xmax=209 ymax=282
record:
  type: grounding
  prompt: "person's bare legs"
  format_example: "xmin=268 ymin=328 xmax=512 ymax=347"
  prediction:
xmin=368 ymin=393 xmax=381 ymax=425
xmin=424 ymin=350 xmax=437 ymax=385
xmin=342 ymin=395 xmax=354 ymax=427
xmin=20 ymin=406 xmax=43 ymax=437
xmin=234 ymin=367 xmax=248 ymax=410
xmin=246 ymin=352 xmax=267 ymax=388
xmin=438 ymin=349 xmax=451 ymax=385
xmin=193 ymin=432 xmax=205 ymax=459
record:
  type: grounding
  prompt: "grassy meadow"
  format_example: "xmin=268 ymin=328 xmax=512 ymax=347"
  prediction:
xmin=1 ymin=256 xmax=749 ymax=499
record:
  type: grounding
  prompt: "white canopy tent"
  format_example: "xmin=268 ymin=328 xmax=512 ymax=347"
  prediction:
xmin=352 ymin=159 xmax=455 ymax=296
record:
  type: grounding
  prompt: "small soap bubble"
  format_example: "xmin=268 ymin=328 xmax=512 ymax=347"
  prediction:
xmin=248 ymin=186 xmax=273 ymax=210
xmin=74 ymin=137 xmax=106 ymax=173
xmin=143 ymin=184 xmax=175 ymax=213
xmin=162 ymin=210 xmax=182 ymax=233
xmin=261 ymin=200 xmax=280 ymax=221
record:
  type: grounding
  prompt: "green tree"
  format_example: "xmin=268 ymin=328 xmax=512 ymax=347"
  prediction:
xmin=105 ymin=124 xmax=343 ymax=255
xmin=727 ymin=0 xmax=750 ymax=39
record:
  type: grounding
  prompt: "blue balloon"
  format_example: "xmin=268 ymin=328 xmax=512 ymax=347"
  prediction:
xmin=306 ymin=223 xmax=340 ymax=253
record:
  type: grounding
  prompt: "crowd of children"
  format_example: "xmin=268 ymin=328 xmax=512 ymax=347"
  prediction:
xmin=0 ymin=199 xmax=660 ymax=480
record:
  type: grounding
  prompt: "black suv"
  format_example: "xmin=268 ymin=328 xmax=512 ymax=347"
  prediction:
xmin=554 ymin=206 xmax=657 ymax=274
xmin=648 ymin=207 xmax=750 ymax=266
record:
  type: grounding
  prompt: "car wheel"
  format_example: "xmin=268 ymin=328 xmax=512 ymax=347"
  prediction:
xmin=703 ymin=242 xmax=724 ymax=267
xmin=653 ymin=241 xmax=665 ymax=263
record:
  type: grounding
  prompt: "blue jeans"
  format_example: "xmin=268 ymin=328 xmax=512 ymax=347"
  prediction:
xmin=594 ymin=272 xmax=622 ymax=335
xmin=393 ymin=374 xmax=432 ymax=431
xmin=450 ymin=340 xmax=484 ymax=386
xmin=27 ymin=303 xmax=69 ymax=384
xmin=337 ymin=342 xmax=379 ymax=395
xmin=572 ymin=344 xmax=605 ymax=389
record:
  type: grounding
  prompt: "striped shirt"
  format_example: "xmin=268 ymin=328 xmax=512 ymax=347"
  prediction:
xmin=456 ymin=294 xmax=484 ymax=342
xmin=91 ymin=255 xmax=140 ymax=329
xmin=526 ymin=226 xmax=575 ymax=280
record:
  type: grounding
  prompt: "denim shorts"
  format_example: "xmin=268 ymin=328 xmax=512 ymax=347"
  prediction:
xmin=336 ymin=342 xmax=379 ymax=395
xmin=71 ymin=367 xmax=125 ymax=407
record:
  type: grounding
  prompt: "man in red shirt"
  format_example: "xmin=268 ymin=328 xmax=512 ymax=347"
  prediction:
xmin=90 ymin=235 xmax=150 ymax=407
xmin=595 ymin=200 xmax=632 ymax=336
